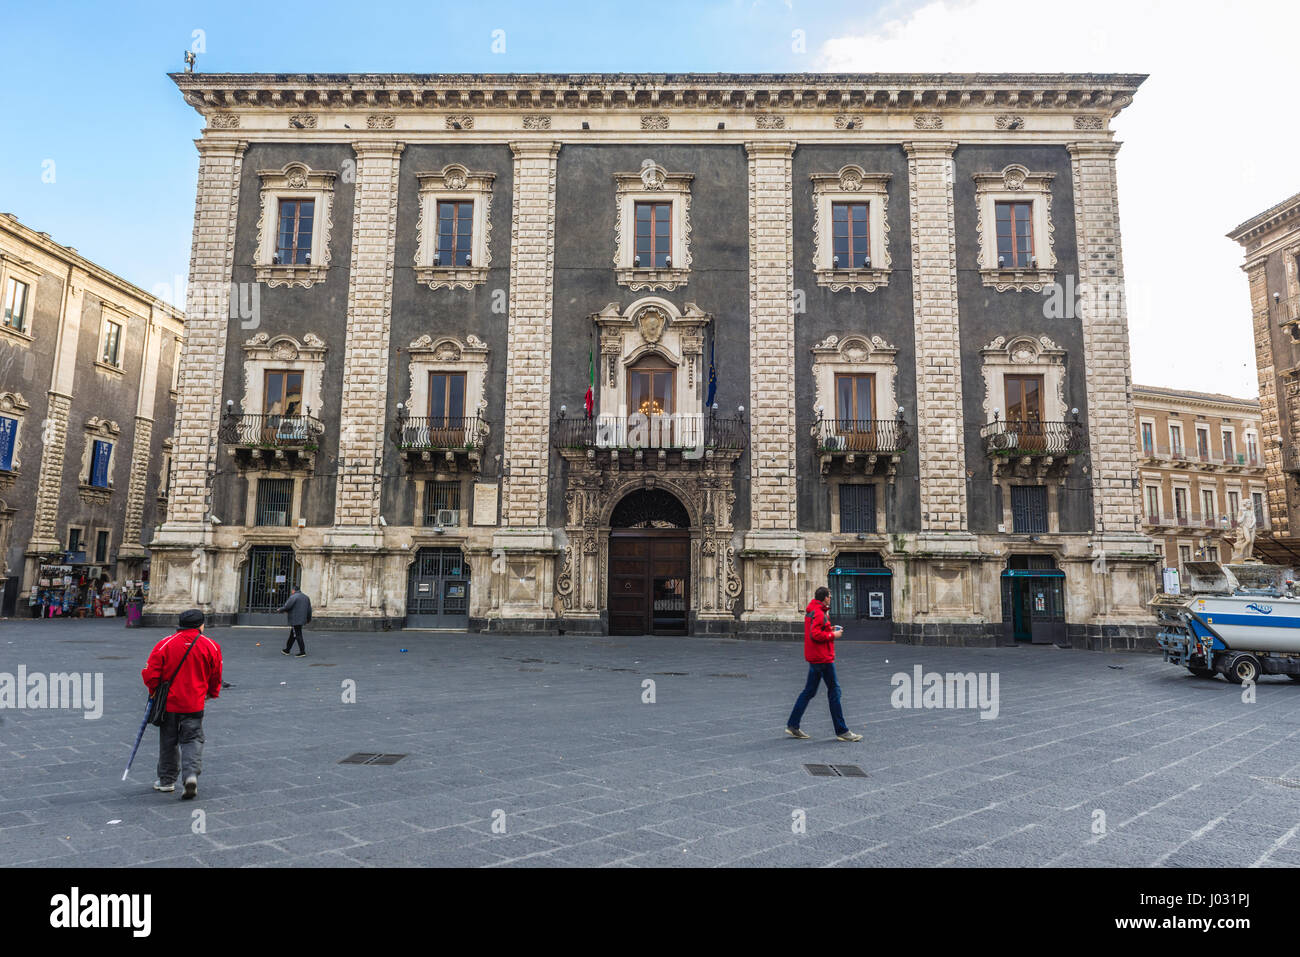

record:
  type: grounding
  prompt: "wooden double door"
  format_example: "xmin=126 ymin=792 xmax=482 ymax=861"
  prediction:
xmin=609 ymin=530 xmax=689 ymax=635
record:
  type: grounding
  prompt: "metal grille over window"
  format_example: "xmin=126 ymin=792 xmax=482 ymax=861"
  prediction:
xmin=424 ymin=481 xmax=461 ymax=527
xmin=255 ymin=478 xmax=293 ymax=527
xmin=839 ymin=484 xmax=877 ymax=533
xmin=1010 ymin=485 xmax=1048 ymax=534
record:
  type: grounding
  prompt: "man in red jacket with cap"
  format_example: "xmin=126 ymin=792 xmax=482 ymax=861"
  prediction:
xmin=785 ymin=586 xmax=863 ymax=742
xmin=141 ymin=609 xmax=223 ymax=799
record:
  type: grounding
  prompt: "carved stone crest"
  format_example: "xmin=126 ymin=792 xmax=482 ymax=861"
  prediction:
xmin=635 ymin=307 xmax=668 ymax=344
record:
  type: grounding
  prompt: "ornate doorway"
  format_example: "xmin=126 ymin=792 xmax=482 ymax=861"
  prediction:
xmin=405 ymin=547 xmax=470 ymax=629
xmin=608 ymin=489 xmax=690 ymax=636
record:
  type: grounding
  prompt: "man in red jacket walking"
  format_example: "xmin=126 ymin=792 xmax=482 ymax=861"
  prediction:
xmin=785 ymin=586 xmax=863 ymax=741
xmin=141 ymin=609 xmax=223 ymax=799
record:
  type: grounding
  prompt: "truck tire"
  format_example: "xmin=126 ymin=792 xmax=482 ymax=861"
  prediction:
xmin=1223 ymin=654 xmax=1262 ymax=685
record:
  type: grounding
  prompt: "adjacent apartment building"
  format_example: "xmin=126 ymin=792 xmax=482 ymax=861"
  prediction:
xmin=147 ymin=71 xmax=1158 ymax=646
xmin=1228 ymin=192 xmax=1300 ymax=567
xmin=1133 ymin=385 xmax=1265 ymax=576
xmin=0 ymin=212 xmax=185 ymax=613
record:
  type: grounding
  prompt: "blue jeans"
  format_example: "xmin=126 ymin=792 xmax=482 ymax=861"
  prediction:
xmin=787 ymin=662 xmax=848 ymax=735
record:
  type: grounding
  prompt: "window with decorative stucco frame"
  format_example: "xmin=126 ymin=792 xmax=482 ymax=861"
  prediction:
xmin=613 ymin=163 xmax=693 ymax=291
xmin=810 ymin=166 xmax=892 ymax=292
xmin=0 ymin=253 xmax=39 ymax=342
xmin=980 ymin=335 xmax=1068 ymax=425
xmin=96 ymin=306 xmax=127 ymax=374
xmin=0 ymin=391 xmax=29 ymax=490
xmin=400 ymin=334 xmax=491 ymax=454
xmin=78 ymin=417 xmax=119 ymax=506
xmin=414 ymin=164 xmax=495 ymax=289
xmin=972 ymin=164 xmax=1057 ymax=292
xmin=254 ymin=162 xmax=336 ymax=288
xmin=239 ymin=332 xmax=327 ymax=420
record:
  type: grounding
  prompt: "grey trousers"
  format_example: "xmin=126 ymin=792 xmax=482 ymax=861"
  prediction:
xmin=157 ymin=711 xmax=205 ymax=784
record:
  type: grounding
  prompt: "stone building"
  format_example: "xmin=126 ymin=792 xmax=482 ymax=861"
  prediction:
xmin=0 ymin=212 xmax=185 ymax=613
xmin=147 ymin=71 xmax=1158 ymax=646
xmin=1229 ymin=192 xmax=1300 ymax=567
xmin=1132 ymin=385 xmax=1265 ymax=576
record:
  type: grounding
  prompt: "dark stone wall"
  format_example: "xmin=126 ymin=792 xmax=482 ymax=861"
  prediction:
xmin=141 ymin=334 xmax=182 ymax=544
xmin=222 ymin=143 xmax=357 ymax=528
xmin=385 ymin=144 xmax=514 ymax=525
xmin=952 ymin=144 xmax=1092 ymax=533
xmin=791 ymin=145 xmax=918 ymax=533
xmin=548 ymin=144 xmax=753 ymax=529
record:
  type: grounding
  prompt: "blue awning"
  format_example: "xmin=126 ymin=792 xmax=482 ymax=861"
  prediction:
xmin=1001 ymin=569 xmax=1065 ymax=578
xmin=830 ymin=568 xmax=892 ymax=576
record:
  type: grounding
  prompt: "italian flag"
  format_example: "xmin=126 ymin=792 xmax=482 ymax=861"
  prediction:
xmin=584 ymin=348 xmax=594 ymax=419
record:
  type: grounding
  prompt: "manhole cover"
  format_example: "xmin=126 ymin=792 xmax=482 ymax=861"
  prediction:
xmin=339 ymin=753 xmax=408 ymax=766
xmin=805 ymin=764 xmax=867 ymax=778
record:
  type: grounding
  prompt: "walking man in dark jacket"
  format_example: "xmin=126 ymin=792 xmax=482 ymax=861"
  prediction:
xmin=785 ymin=586 xmax=863 ymax=742
xmin=142 ymin=609 xmax=223 ymax=799
xmin=278 ymin=585 xmax=312 ymax=658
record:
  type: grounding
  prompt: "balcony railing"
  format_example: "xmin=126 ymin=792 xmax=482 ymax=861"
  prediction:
xmin=1283 ymin=445 xmax=1300 ymax=474
xmin=981 ymin=416 xmax=1087 ymax=457
xmin=219 ymin=411 xmax=324 ymax=448
xmin=812 ymin=417 xmax=911 ymax=455
xmin=553 ymin=411 xmax=747 ymax=452
xmin=394 ymin=415 xmax=486 ymax=451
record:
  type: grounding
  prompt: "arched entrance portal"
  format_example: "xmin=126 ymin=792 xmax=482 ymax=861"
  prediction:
xmin=608 ymin=488 xmax=690 ymax=635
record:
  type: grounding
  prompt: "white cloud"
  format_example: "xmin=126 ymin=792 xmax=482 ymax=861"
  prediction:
xmin=816 ymin=0 xmax=1300 ymax=398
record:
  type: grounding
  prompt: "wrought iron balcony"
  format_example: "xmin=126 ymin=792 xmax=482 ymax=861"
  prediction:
xmin=392 ymin=411 xmax=488 ymax=472
xmin=811 ymin=415 xmax=910 ymax=481
xmin=1283 ymin=444 xmax=1300 ymax=475
xmin=982 ymin=414 xmax=1086 ymax=477
xmin=219 ymin=407 xmax=324 ymax=470
xmin=553 ymin=410 xmax=746 ymax=467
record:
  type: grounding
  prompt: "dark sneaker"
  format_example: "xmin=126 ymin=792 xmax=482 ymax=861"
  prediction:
xmin=785 ymin=727 xmax=811 ymax=739
xmin=152 ymin=780 xmax=175 ymax=793
xmin=294 ymin=652 xmax=307 ymax=658
xmin=281 ymin=649 xmax=290 ymax=656
xmin=182 ymin=775 xmax=198 ymax=800
xmin=836 ymin=731 xmax=864 ymax=742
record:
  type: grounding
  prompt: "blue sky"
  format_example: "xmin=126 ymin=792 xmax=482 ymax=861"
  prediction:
xmin=2 ymin=0 xmax=1288 ymax=396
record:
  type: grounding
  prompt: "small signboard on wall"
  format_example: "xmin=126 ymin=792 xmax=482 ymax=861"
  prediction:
xmin=1163 ymin=567 xmax=1181 ymax=595
xmin=868 ymin=592 xmax=885 ymax=619
xmin=472 ymin=482 xmax=499 ymax=526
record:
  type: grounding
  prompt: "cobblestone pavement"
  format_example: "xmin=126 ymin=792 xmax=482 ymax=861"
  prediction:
xmin=3 ymin=618 xmax=1300 ymax=867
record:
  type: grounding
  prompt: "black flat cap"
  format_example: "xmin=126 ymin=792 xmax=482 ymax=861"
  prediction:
xmin=179 ymin=609 xmax=205 ymax=628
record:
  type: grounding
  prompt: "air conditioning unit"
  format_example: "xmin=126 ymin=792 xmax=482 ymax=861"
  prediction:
xmin=436 ymin=509 xmax=460 ymax=527
xmin=990 ymin=431 xmax=1018 ymax=451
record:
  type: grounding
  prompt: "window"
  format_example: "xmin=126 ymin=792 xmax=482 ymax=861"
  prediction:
xmin=101 ymin=318 xmax=123 ymax=367
xmin=1178 ymin=544 xmax=1192 ymax=570
xmin=1173 ymin=487 xmax=1189 ymax=523
xmin=1222 ymin=430 xmax=1235 ymax=461
xmin=89 ymin=440 xmax=112 ymax=488
xmin=835 ymin=374 xmax=874 ymax=423
xmin=839 ymin=484 xmax=877 ymax=534
xmin=1169 ymin=424 xmax=1183 ymax=456
xmin=831 ymin=202 xmax=870 ymax=269
xmin=1004 ymin=374 xmax=1043 ymax=421
xmin=1141 ymin=422 xmax=1154 ymax=454
xmin=0 ymin=415 xmax=15 ymax=471
xmin=1246 ymin=433 xmax=1259 ymax=463
xmin=255 ymin=478 xmax=294 ymax=527
xmin=995 ymin=201 xmax=1034 ymax=268
xmin=1195 ymin=427 xmax=1210 ymax=461
xmin=1145 ymin=486 xmax=1160 ymax=522
xmin=1201 ymin=489 xmax=1215 ymax=524
xmin=67 ymin=527 xmax=84 ymax=554
xmin=3 ymin=278 xmax=28 ymax=333
xmin=264 ymin=370 xmax=304 ymax=416
xmin=628 ymin=356 xmax=675 ymax=416
xmin=1228 ymin=490 xmax=1240 ymax=521
xmin=634 ymin=202 xmax=672 ymax=269
xmin=276 ymin=198 xmax=315 ymax=265
xmin=1010 ymin=485 xmax=1048 ymax=534
xmin=428 ymin=371 xmax=466 ymax=424
xmin=1253 ymin=491 xmax=1266 ymax=527
xmin=423 ymin=480 xmax=462 ymax=527
xmin=171 ymin=338 xmax=183 ymax=393
xmin=94 ymin=530 xmax=110 ymax=565
xmin=436 ymin=201 xmax=474 ymax=267
xmin=1205 ymin=545 xmax=1220 ymax=563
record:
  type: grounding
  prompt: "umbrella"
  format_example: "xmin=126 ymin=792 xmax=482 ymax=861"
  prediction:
xmin=121 ymin=698 xmax=153 ymax=781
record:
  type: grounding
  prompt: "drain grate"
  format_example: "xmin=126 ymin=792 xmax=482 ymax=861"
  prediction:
xmin=1253 ymin=775 xmax=1300 ymax=789
xmin=308 ymin=662 xmax=337 ymax=667
xmin=805 ymin=763 xmax=867 ymax=778
xmin=706 ymin=672 xmax=749 ymax=679
xmin=339 ymin=752 xmax=408 ymax=766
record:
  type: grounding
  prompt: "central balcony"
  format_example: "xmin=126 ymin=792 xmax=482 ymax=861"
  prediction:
xmin=392 ymin=410 xmax=488 ymax=473
xmin=553 ymin=409 xmax=746 ymax=469
xmin=219 ymin=406 xmax=324 ymax=471
xmin=811 ymin=415 xmax=910 ymax=481
xmin=981 ymin=414 xmax=1087 ymax=478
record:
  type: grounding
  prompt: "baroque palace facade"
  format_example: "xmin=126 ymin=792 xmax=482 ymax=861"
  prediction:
xmin=147 ymin=71 xmax=1158 ymax=645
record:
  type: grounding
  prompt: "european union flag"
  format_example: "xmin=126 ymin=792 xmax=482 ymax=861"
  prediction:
xmin=706 ymin=336 xmax=717 ymax=408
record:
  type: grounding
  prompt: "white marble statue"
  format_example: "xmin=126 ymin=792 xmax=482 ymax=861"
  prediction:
xmin=1231 ymin=501 xmax=1257 ymax=563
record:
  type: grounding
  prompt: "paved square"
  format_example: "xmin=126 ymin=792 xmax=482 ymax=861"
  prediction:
xmin=3 ymin=619 xmax=1300 ymax=867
